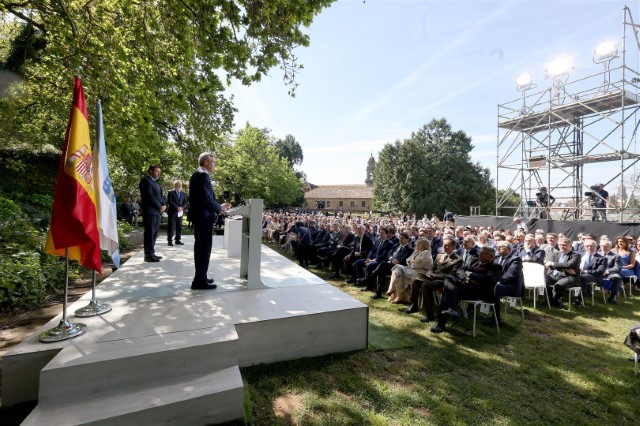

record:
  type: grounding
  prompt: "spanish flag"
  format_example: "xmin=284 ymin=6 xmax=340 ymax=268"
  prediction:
xmin=45 ymin=76 xmax=102 ymax=274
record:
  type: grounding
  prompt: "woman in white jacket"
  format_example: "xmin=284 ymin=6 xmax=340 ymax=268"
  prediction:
xmin=386 ymin=238 xmax=433 ymax=304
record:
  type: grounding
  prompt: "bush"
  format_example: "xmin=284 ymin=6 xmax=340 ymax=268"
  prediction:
xmin=0 ymin=251 xmax=46 ymax=310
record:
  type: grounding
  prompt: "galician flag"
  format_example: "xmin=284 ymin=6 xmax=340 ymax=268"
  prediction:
xmin=45 ymin=76 xmax=102 ymax=274
xmin=93 ymin=100 xmax=120 ymax=268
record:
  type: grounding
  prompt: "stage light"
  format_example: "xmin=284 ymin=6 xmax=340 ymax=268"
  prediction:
xmin=516 ymin=73 xmax=534 ymax=91
xmin=545 ymin=56 xmax=573 ymax=79
xmin=594 ymin=41 xmax=618 ymax=63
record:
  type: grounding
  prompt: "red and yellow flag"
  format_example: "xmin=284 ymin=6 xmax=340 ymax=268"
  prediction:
xmin=45 ymin=76 xmax=102 ymax=273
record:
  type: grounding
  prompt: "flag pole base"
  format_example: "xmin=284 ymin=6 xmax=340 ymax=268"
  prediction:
xmin=39 ymin=319 xmax=87 ymax=343
xmin=75 ymin=300 xmax=112 ymax=317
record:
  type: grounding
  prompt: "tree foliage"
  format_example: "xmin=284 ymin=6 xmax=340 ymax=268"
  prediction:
xmin=273 ymin=134 xmax=303 ymax=168
xmin=0 ymin=0 xmax=334 ymax=187
xmin=374 ymin=118 xmax=495 ymax=216
xmin=215 ymin=123 xmax=302 ymax=207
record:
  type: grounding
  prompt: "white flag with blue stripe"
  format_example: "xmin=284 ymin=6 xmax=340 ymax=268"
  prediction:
xmin=93 ymin=100 xmax=120 ymax=268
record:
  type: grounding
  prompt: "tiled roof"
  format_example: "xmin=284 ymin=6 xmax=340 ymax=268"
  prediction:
xmin=305 ymin=185 xmax=373 ymax=199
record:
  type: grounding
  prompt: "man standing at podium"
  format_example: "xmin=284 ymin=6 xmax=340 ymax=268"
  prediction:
xmin=189 ymin=153 xmax=230 ymax=290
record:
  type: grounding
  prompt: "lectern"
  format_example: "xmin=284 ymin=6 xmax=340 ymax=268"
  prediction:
xmin=225 ymin=199 xmax=267 ymax=290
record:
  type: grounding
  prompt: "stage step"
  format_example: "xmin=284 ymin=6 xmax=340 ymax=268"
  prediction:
xmin=22 ymin=365 xmax=244 ymax=425
xmin=36 ymin=325 xmax=240 ymax=408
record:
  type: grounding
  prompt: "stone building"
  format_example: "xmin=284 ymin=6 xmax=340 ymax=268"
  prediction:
xmin=303 ymin=155 xmax=375 ymax=213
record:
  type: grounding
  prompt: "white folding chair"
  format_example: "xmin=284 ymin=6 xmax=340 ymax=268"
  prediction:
xmin=502 ymin=296 xmax=524 ymax=319
xmin=567 ymin=287 xmax=584 ymax=312
xmin=627 ymin=275 xmax=637 ymax=296
xmin=589 ymin=281 xmax=607 ymax=306
xmin=461 ymin=300 xmax=500 ymax=337
xmin=523 ymin=262 xmax=550 ymax=310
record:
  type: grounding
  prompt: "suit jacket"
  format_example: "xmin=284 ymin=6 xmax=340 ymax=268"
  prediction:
xmin=599 ymin=250 xmax=622 ymax=279
xmin=427 ymin=252 xmax=463 ymax=280
xmin=139 ymin=174 xmax=164 ymax=217
xmin=517 ymin=246 xmax=545 ymax=265
xmin=495 ymin=254 xmax=524 ymax=295
xmin=389 ymin=244 xmax=414 ymax=266
xmin=368 ymin=239 xmax=394 ymax=262
xmin=350 ymin=233 xmax=374 ymax=258
xmin=548 ymin=250 xmax=581 ymax=278
xmin=456 ymin=259 xmax=502 ymax=289
xmin=167 ymin=189 xmax=187 ymax=215
xmin=457 ymin=246 xmax=479 ymax=263
xmin=406 ymin=250 xmax=434 ymax=279
xmin=580 ymin=252 xmax=607 ymax=284
xmin=188 ymin=168 xmax=222 ymax=223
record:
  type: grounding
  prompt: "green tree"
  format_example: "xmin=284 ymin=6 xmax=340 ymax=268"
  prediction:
xmin=374 ymin=118 xmax=495 ymax=216
xmin=0 ymin=0 xmax=334 ymax=185
xmin=273 ymin=134 xmax=303 ymax=168
xmin=215 ymin=123 xmax=302 ymax=207
xmin=496 ymin=189 xmax=522 ymax=216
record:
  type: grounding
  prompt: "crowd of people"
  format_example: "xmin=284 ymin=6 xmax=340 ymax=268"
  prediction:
xmin=261 ymin=210 xmax=640 ymax=334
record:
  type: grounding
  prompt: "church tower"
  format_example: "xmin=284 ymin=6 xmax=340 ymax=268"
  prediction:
xmin=365 ymin=154 xmax=375 ymax=187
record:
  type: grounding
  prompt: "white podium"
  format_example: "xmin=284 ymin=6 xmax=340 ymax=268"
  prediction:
xmin=223 ymin=218 xmax=242 ymax=258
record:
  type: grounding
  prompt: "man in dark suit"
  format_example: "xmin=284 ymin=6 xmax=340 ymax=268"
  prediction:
xmin=139 ymin=165 xmax=166 ymax=262
xmin=166 ymin=180 xmax=187 ymax=246
xmin=457 ymin=236 xmax=479 ymax=266
xmin=598 ymin=237 xmax=623 ymax=305
xmin=189 ymin=153 xmax=230 ymax=290
xmin=355 ymin=226 xmax=394 ymax=285
xmin=405 ymin=236 xmax=462 ymax=323
xmin=430 ymin=246 xmax=502 ymax=334
xmin=371 ymin=231 xmax=414 ymax=298
xmin=484 ymin=241 xmax=523 ymax=325
xmin=344 ymin=224 xmax=374 ymax=283
xmin=578 ymin=238 xmax=606 ymax=307
xmin=516 ymin=233 xmax=545 ymax=264
xmin=545 ymin=237 xmax=582 ymax=308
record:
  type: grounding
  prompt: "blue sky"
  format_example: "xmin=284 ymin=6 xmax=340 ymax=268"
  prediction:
xmin=229 ymin=0 xmax=637 ymax=188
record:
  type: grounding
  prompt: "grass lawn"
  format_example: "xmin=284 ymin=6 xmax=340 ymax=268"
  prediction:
xmin=242 ymin=243 xmax=640 ymax=425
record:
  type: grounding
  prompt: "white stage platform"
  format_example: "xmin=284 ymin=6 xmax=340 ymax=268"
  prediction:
xmin=2 ymin=236 xmax=369 ymax=425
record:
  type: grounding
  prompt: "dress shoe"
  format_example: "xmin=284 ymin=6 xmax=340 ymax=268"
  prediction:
xmin=404 ymin=306 xmax=419 ymax=314
xmin=550 ymin=298 xmax=562 ymax=308
xmin=153 ymin=255 xmax=163 ymax=260
xmin=608 ymin=297 xmax=618 ymax=305
xmin=356 ymin=277 xmax=369 ymax=284
xmin=346 ymin=278 xmax=356 ymax=284
xmin=420 ymin=315 xmax=434 ymax=323
xmin=442 ymin=307 xmax=459 ymax=318
xmin=175 ymin=241 xmax=185 ymax=245
xmin=168 ymin=241 xmax=174 ymax=246
xmin=144 ymin=256 xmax=160 ymax=262
xmin=359 ymin=286 xmax=371 ymax=292
xmin=372 ymin=293 xmax=383 ymax=300
xmin=191 ymin=282 xmax=217 ymax=290
xmin=430 ymin=324 xmax=446 ymax=334
xmin=574 ymin=300 xmax=585 ymax=308
xmin=207 ymin=277 xmax=215 ymax=284
xmin=328 ymin=273 xmax=340 ymax=279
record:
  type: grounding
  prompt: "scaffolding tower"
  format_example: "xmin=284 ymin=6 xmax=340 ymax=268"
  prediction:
xmin=496 ymin=6 xmax=640 ymax=222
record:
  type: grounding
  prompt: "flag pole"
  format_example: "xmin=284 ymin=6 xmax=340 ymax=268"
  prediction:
xmin=75 ymin=270 xmax=112 ymax=317
xmin=39 ymin=248 xmax=87 ymax=342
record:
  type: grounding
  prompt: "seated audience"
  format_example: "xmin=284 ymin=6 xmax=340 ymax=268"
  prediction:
xmin=545 ymin=237 xmax=581 ymax=308
xmin=386 ymin=238 xmax=433 ymax=304
xmin=598 ymin=237 xmax=622 ymax=305
xmin=577 ymin=238 xmax=606 ymax=307
xmin=485 ymin=241 xmax=523 ymax=325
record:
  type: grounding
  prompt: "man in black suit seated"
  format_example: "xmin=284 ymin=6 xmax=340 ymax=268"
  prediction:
xmin=139 ymin=165 xmax=166 ymax=262
xmin=484 ymin=241 xmax=523 ymax=325
xmin=189 ymin=153 xmax=230 ymax=290
xmin=545 ymin=237 xmax=582 ymax=308
xmin=355 ymin=226 xmax=394 ymax=286
xmin=327 ymin=225 xmax=355 ymax=278
xmin=578 ymin=238 xmax=606 ymax=307
xmin=457 ymin=236 xmax=479 ymax=265
xmin=516 ymin=233 xmax=545 ymax=264
xmin=430 ymin=246 xmax=502 ymax=334
xmin=166 ymin=179 xmax=187 ymax=246
xmin=344 ymin=224 xmax=374 ymax=283
xmin=405 ymin=236 xmax=462 ymax=323
xmin=598 ymin=237 xmax=623 ymax=305
xmin=370 ymin=231 xmax=414 ymax=299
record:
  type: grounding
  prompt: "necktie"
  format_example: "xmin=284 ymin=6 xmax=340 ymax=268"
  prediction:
xmin=583 ymin=254 xmax=591 ymax=270
xmin=559 ymin=253 xmax=566 ymax=263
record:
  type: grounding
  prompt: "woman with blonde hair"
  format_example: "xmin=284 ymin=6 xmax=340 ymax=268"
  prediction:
xmin=386 ymin=238 xmax=433 ymax=304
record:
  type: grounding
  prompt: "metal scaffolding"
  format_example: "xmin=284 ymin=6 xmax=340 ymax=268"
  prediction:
xmin=496 ymin=6 xmax=640 ymax=222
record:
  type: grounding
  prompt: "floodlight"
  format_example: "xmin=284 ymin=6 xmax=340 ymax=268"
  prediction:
xmin=594 ymin=41 xmax=618 ymax=63
xmin=516 ymin=73 xmax=533 ymax=91
xmin=545 ymin=56 xmax=573 ymax=79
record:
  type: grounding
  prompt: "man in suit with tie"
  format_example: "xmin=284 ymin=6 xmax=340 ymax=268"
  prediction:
xmin=189 ymin=153 xmax=230 ymax=290
xmin=405 ymin=236 xmax=462 ymax=323
xmin=516 ymin=233 xmax=545 ymax=264
xmin=356 ymin=226 xmax=394 ymax=286
xmin=167 ymin=180 xmax=187 ymax=246
xmin=430 ymin=246 xmax=502 ymax=334
xmin=139 ymin=165 xmax=166 ymax=262
xmin=598 ymin=237 xmax=623 ymax=305
xmin=484 ymin=241 xmax=523 ymax=325
xmin=545 ymin=237 xmax=582 ymax=308
xmin=457 ymin=236 xmax=479 ymax=266
xmin=344 ymin=224 xmax=374 ymax=283
xmin=371 ymin=231 xmax=414 ymax=299
xmin=578 ymin=238 xmax=606 ymax=307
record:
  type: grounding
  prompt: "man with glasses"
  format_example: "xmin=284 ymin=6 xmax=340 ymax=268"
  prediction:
xmin=545 ymin=237 xmax=582 ymax=308
xmin=367 ymin=231 xmax=414 ymax=299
